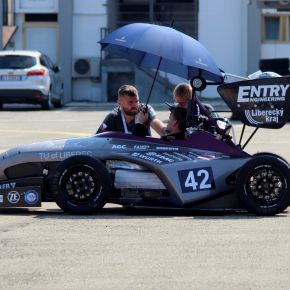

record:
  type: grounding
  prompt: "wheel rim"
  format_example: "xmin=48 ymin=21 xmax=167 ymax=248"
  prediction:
xmin=59 ymin=164 xmax=102 ymax=203
xmin=244 ymin=165 xmax=286 ymax=205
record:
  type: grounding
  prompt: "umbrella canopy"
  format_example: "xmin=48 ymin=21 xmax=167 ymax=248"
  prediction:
xmin=100 ymin=23 xmax=223 ymax=83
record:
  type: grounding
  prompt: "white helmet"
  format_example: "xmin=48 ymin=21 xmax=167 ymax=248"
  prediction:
xmin=248 ymin=70 xmax=281 ymax=79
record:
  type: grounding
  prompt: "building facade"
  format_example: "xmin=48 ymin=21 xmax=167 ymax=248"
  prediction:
xmin=1 ymin=0 xmax=290 ymax=102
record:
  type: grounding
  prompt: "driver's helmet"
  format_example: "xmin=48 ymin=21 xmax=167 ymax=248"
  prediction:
xmin=248 ymin=70 xmax=281 ymax=79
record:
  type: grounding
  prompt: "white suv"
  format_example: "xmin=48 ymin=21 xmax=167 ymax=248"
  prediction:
xmin=0 ymin=50 xmax=64 ymax=110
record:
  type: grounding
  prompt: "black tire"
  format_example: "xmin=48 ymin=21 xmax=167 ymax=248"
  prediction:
xmin=0 ymin=103 xmax=3 ymax=110
xmin=41 ymin=101 xmax=50 ymax=110
xmin=53 ymin=98 xmax=63 ymax=109
xmin=50 ymin=156 xmax=112 ymax=214
xmin=53 ymin=85 xmax=64 ymax=108
xmin=236 ymin=156 xmax=290 ymax=216
xmin=41 ymin=90 xmax=52 ymax=110
xmin=253 ymin=152 xmax=288 ymax=165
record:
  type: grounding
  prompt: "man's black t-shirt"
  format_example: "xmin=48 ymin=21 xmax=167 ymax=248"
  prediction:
xmin=96 ymin=105 xmax=156 ymax=135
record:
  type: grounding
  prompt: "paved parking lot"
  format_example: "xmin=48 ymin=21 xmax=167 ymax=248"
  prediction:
xmin=0 ymin=104 xmax=290 ymax=290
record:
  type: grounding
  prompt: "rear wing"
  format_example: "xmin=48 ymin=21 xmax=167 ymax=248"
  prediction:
xmin=217 ymin=76 xmax=290 ymax=129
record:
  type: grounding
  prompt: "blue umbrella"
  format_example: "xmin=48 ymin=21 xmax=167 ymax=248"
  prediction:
xmin=100 ymin=23 xmax=223 ymax=103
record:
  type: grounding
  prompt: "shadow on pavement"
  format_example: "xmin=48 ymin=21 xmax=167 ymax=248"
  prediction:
xmin=0 ymin=205 xmax=288 ymax=220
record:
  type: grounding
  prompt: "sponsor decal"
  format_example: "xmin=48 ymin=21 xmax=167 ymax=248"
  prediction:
xmin=0 ymin=182 xmax=16 ymax=190
xmin=237 ymin=84 xmax=289 ymax=103
xmin=0 ymin=187 xmax=41 ymax=208
xmin=7 ymin=191 xmax=20 ymax=204
xmin=155 ymin=146 xmax=178 ymax=151
xmin=131 ymin=152 xmax=163 ymax=164
xmin=146 ymin=152 xmax=175 ymax=162
xmin=178 ymin=167 xmax=215 ymax=193
xmin=133 ymin=145 xmax=150 ymax=150
xmin=112 ymin=145 xmax=126 ymax=149
xmin=24 ymin=190 xmax=39 ymax=205
xmin=115 ymin=36 xmax=127 ymax=42
xmin=163 ymin=152 xmax=184 ymax=161
xmin=245 ymin=108 xmax=284 ymax=125
xmin=131 ymin=151 xmax=221 ymax=164
xmin=39 ymin=151 xmax=93 ymax=160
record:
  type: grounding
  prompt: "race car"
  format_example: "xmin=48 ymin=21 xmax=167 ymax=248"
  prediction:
xmin=0 ymin=75 xmax=290 ymax=216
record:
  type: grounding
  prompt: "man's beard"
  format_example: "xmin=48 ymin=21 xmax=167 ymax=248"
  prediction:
xmin=123 ymin=108 xmax=138 ymax=116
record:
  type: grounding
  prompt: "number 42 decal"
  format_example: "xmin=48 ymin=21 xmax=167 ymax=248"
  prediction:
xmin=178 ymin=167 xmax=215 ymax=193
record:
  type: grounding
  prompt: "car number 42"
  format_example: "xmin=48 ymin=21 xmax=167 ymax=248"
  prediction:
xmin=178 ymin=167 xmax=215 ymax=193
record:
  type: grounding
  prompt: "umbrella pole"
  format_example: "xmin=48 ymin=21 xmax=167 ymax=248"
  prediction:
xmin=145 ymin=57 xmax=162 ymax=106
xmin=187 ymin=87 xmax=198 ymax=127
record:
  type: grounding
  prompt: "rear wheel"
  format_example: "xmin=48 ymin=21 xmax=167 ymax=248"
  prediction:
xmin=50 ymin=156 xmax=112 ymax=214
xmin=53 ymin=85 xmax=64 ymax=108
xmin=236 ymin=156 xmax=290 ymax=215
xmin=41 ymin=90 xmax=52 ymax=110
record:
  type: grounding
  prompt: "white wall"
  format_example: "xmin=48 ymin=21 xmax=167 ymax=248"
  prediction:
xmin=199 ymin=0 xmax=248 ymax=76
xmin=10 ymin=14 xmax=23 ymax=50
xmin=261 ymin=44 xmax=290 ymax=59
xmin=198 ymin=0 xmax=248 ymax=98
xmin=72 ymin=0 xmax=107 ymax=101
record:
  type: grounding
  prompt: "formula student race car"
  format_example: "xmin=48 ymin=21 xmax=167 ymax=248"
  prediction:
xmin=0 ymin=74 xmax=290 ymax=216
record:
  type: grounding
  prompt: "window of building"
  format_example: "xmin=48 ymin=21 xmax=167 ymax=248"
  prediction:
xmin=114 ymin=0 xmax=199 ymax=39
xmin=25 ymin=14 xmax=58 ymax=22
xmin=262 ymin=14 xmax=290 ymax=42
xmin=264 ymin=16 xmax=280 ymax=40
xmin=3 ymin=0 xmax=9 ymax=25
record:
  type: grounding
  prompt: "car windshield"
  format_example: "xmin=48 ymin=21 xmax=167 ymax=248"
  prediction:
xmin=0 ymin=55 xmax=36 ymax=69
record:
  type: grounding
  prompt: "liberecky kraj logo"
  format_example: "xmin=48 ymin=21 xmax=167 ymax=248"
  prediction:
xmin=237 ymin=84 xmax=289 ymax=103
xmin=24 ymin=190 xmax=39 ymax=205
xmin=245 ymin=108 xmax=284 ymax=125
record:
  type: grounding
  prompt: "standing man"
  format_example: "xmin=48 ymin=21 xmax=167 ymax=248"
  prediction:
xmin=172 ymin=83 xmax=192 ymax=108
xmin=96 ymin=85 xmax=164 ymax=136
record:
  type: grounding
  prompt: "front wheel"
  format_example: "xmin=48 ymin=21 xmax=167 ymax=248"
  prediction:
xmin=253 ymin=152 xmax=288 ymax=164
xmin=236 ymin=156 xmax=290 ymax=216
xmin=50 ymin=156 xmax=112 ymax=214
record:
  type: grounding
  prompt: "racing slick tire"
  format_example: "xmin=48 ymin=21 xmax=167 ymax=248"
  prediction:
xmin=236 ymin=156 xmax=290 ymax=216
xmin=253 ymin=152 xmax=289 ymax=164
xmin=50 ymin=156 xmax=112 ymax=214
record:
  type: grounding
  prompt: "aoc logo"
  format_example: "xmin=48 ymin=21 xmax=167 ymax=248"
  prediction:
xmin=237 ymin=84 xmax=289 ymax=103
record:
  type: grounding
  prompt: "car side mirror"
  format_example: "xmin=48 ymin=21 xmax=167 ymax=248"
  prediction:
xmin=53 ymin=65 xmax=61 ymax=73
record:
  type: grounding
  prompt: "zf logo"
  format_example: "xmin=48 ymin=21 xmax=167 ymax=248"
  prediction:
xmin=178 ymin=167 xmax=215 ymax=193
xmin=7 ymin=191 xmax=20 ymax=204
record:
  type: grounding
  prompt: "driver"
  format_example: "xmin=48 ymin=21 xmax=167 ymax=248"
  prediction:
xmin=133 ymin=105 xmax=187 ymax=140
xmin=162 ymin=106 xmax=187 ymax=140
